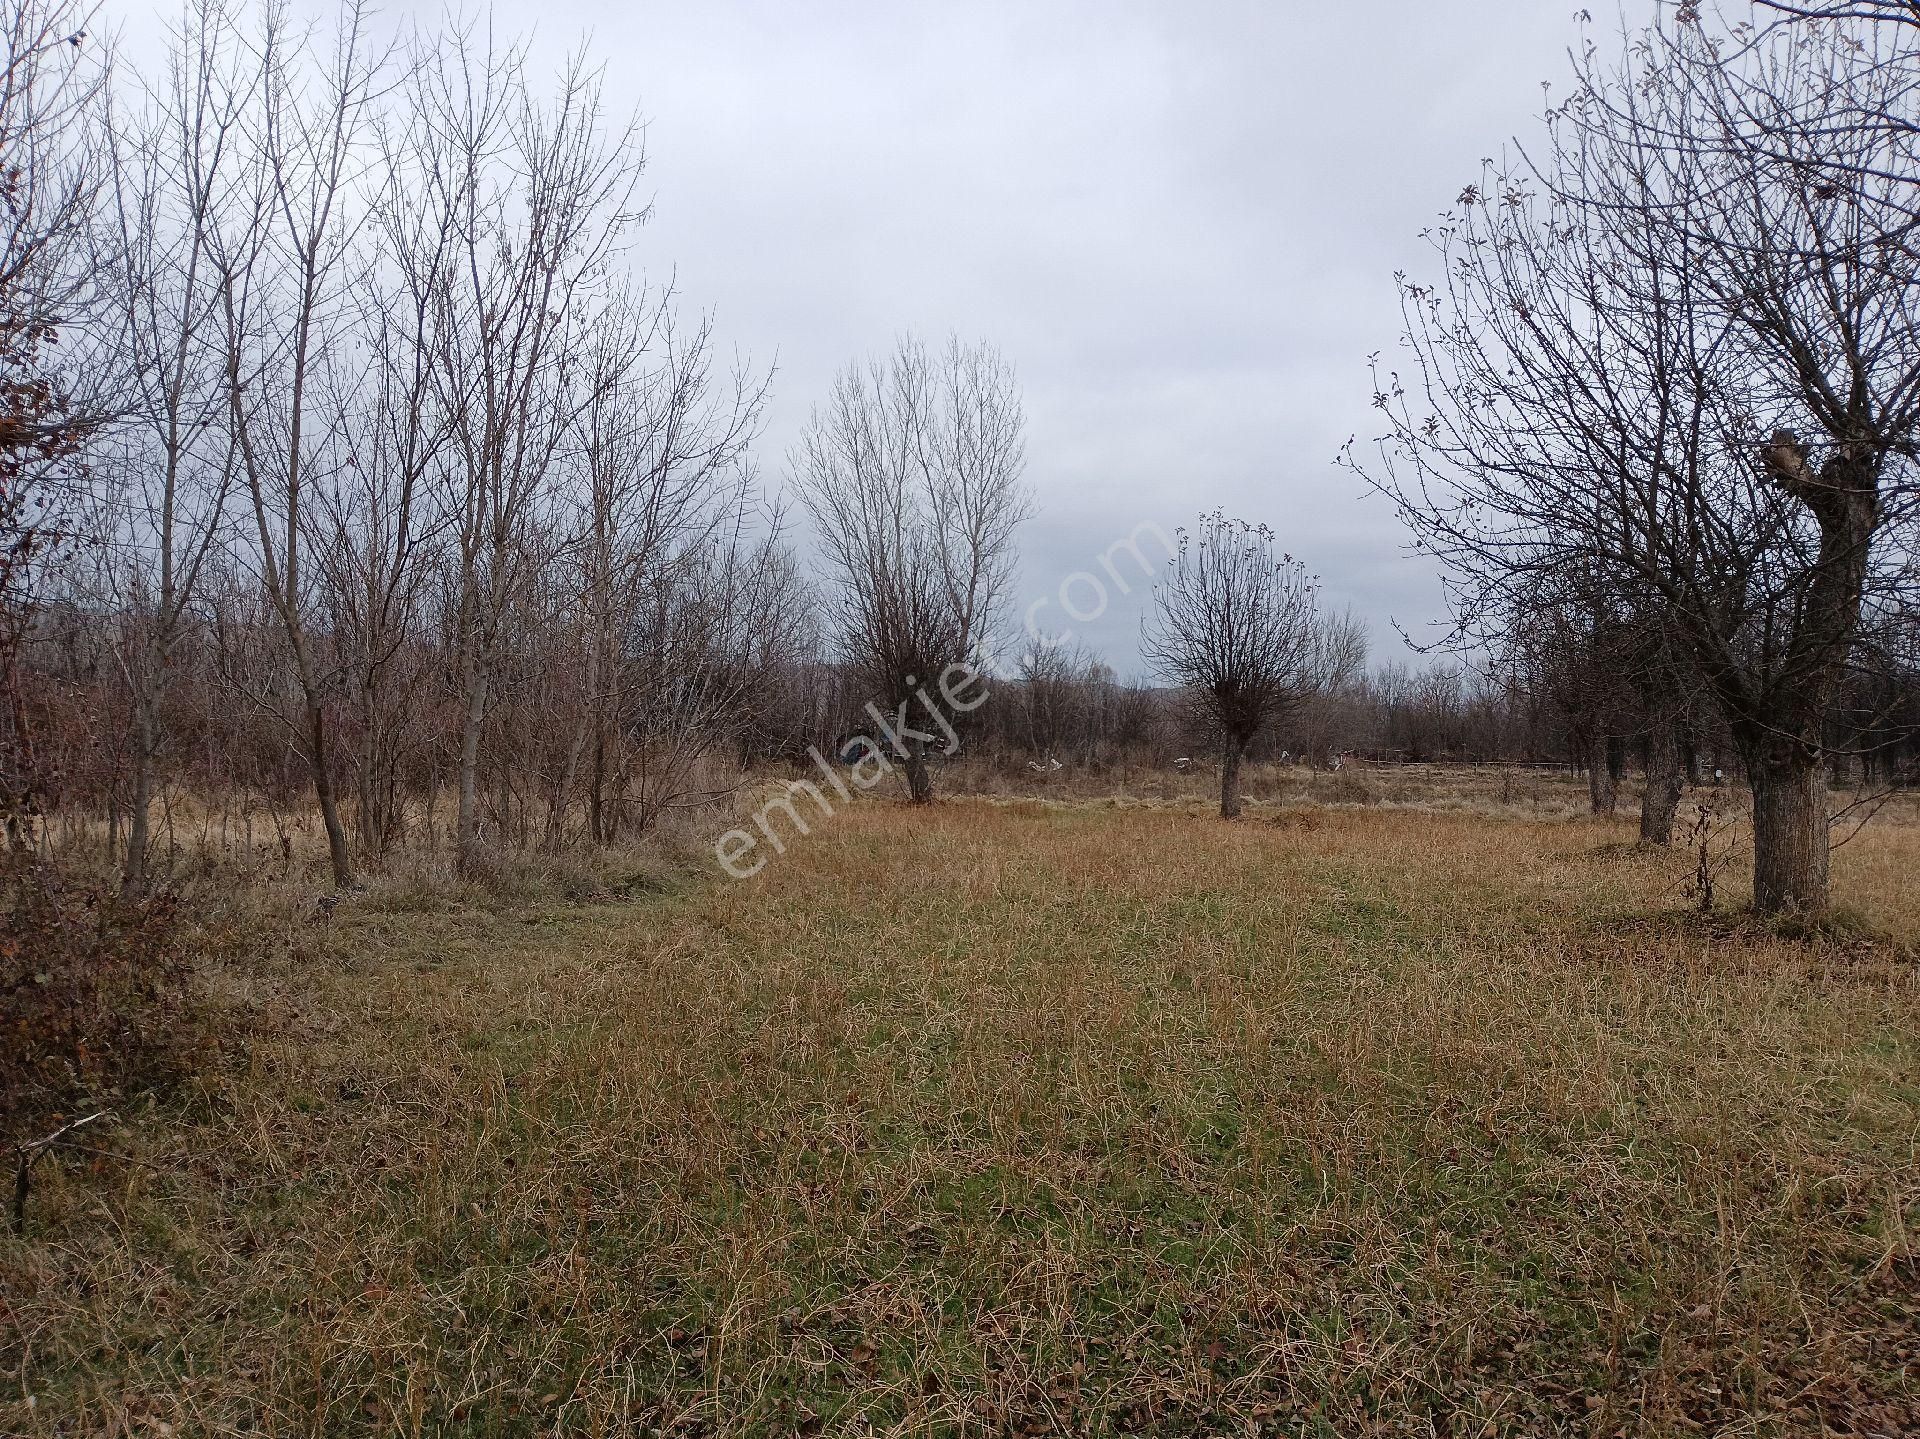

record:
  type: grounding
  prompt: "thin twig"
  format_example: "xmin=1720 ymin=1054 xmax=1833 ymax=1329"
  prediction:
xmin=12 ymin=1110 xmax=115 ymax=1234
xmin=41 ymin=1141 xmax=164 ymax=1171
xmin=1829 ymin=782 xmax=1905 ymax=850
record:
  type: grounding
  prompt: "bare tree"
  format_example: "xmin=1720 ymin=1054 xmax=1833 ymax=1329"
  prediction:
xmin=0 ymin=0 xmax=106 ymax=442
xmin=792 ymin=334 xmax=1028 ymax=804
xmin=563 ymin=292 xmax=769 ymax=843
xmin=309 ymin=282 xmax=448 ymax=858
xmin=620 ymin=519 xmax=811 ymax=833
xmin=0 ymin=2 xmax=824 ymax=874
xmin=1354 ymin=10 xmax=1920 ymax=913
xmin=1014 ymin=636 xmax=1096 ymax=764
xmin=402 ymin=30 xmax=648 ymax=872
xmin=1144 ymin=512 xmax=1363 ymax=819
xmin=1504 ymin=573 xmax=1701 ymax=843
xmin=216 ymin=0 xmax=384 ymax=889
xmin=1511 ymin=593 xmax=1635 ymax=818
xmin=1755 ymin=2 xmax=1920 ymax=23
xmin=93 ymin=0 xmax=248 ymax=893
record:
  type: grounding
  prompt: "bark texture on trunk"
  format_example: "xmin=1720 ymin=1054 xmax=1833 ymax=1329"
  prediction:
xmin=308 ymin=697 xmax=355 ymax=891
xmin=455 ymin=636 xmax=487 ymax=871
xmin=1727 ymin=434 xmax=1879 ymax=916
xmin=1220 ymin=738 xmax=1245 ymax=819
xmin=902 ymin=741 xmax=934 ymax=805
xmin=1639 ymin=725 xmax=1686 ymax=847
xmin=1586 ymin=735 xmax=1619 ymax=816
xmin=1750 ymin=759 xmax=1829 ymax=915
xmin=122 ymin=702 xmax=157 ymax=897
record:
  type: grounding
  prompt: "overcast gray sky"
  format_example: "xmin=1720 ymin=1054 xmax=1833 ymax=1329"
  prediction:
xmin=560 ymin=1 xmax=1674 ymax=676
xmin=137 ymin=0 xmax=1667 ymax=676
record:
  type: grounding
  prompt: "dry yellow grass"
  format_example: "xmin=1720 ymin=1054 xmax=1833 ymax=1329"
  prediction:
xmin=3 ymin=787 xmax=1917 ymax=1436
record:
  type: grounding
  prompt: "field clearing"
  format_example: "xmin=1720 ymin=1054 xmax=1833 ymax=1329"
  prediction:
xmin=4 ymin=790 xmax=1919 ymax=1436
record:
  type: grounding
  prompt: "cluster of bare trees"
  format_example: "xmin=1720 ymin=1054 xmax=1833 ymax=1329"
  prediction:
xmin=1355 ymin=2 xmax=1920 ymax=913
xmin=0 ymin=0 xmax=1050 ymax=890
xmin=0 ymin=0 xmax=801 ymax=889
xmin=0 ymin=0 xmax=110 ymax=839
xmin=5 ymin=0 xmax=1920 ymax=917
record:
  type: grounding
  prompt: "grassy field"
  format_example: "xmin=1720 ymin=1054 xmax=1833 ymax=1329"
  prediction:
xmin=3 ymin=780 xmax=1918 ymax=1436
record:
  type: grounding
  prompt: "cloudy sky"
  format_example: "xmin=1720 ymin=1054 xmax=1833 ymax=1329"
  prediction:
xmin=133 ymin=0 xmax=1667 ymax=676
xmin=557 ymin=0 xmax=1671 ymax=676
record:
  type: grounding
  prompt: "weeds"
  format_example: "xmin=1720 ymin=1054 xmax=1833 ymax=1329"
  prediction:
xmin=1681 ymin=797 xmax=1739 ymax=913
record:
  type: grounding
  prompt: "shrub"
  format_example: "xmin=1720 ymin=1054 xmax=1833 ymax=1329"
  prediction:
xmin=0 ymin=852 xmax=207 ymax=1144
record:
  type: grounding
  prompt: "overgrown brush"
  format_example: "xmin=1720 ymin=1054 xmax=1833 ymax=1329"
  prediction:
xmin=0 ymin=852 xmax=210 ymax=1147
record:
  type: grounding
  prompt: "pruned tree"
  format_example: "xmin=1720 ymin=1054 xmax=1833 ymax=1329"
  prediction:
xmin=1504 ymin=571 xmax=1702 ymax=843
xmin=1510 ymin=592 xmax=1635 ymax=818
xmin=1144 ymin=512 xmax=1364 ymax=819
xmin=1354 ymin=9 xmax=1920 ymax=913
xmin=792 ymin=334 xmax=1028 ymax=804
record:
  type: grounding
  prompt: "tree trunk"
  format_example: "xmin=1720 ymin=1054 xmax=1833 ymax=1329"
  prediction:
xmin=455 ymin=643 xmax=487 ymax=871
xmin=1639 ymin=725 xmax=1685 ymax=847
xmin=901 ymin=739 xmax=934 ymax=805
xmin=1734 ymin=436 xmax=1875 ymax=918
xmin=588 ymin=728 xmax=608 ymax=846
xmin=1681 ymin=736 xmax=1703 ymax=788
xmin=1750 ymin=757 xmax=1829 ymax=915
xmin=308 ymin=696 xmax=355 ymax=891
xmin=354 ymin=761 xmax=378 ymax=854
xmin=1220 ymin=737 xmax=1245 ymax=819
xmin=121 ymin=701 xmax=156 ymax=897
xmin=1586 ymin=735 xmax=1619 ymax=816
xmin=353 ymin=696 xmax=400 ymax=859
